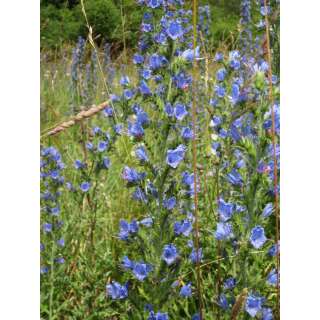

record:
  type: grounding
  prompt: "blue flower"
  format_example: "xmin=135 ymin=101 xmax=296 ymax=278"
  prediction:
xmin=264 ymin=103 xmax=280 ymax=135
xmin=250 ymin=226 xmax=267 ymax=249
xmin=192 ymin=313 xmax=200 ymax=320
xmin=97 ymin=141 xmax=108 ymax=152
xmin=122 ymin=166 xmax=145 ymax=184
xmin=135 ymin=146 xmax=149 ymax=163
xmin=173 ymin=72 xmax=191 ymax=90
xmin=174 ymin=219 xmax=193 ymax=236
xmin=86 ymin=142 xmax=94 ymax=150
xmin=124 ymin=89 xmax=134 ymax=100
xmin=136 ymin=110 xmax=149 ymax=127
xmin=181 ymin=46 xmax=200 ymax=62
xmin=230 ymin=83 xmax=240 ymax=104
xmin=229 ymin=50 xmax=240 ymax=60
xmin=189 ymin=248 xmax=203 ymax=263
xmin=106 ymin=281 xmax=128 ymax=300
xmin=162 ymin=244 xmax=178 ymax=265
xmin=268 ymin=243 xmax=279 ymax=257
xmin=80 ymin=181 xmax=90 ymax=192
xmin=215 ymin=222 xmax=233 ymax=240
xmin=149 ymin=54 xmax=168 ymax=70
xmin=154 ymin=32 xmax=167 ymax=45
xmin=50 ymin=170 xmax=59 ymax=180
xmin=120 ymin=75 xmax=130 ymax=86
xmin=216 ymin=68 xmax=227 ymax=81
xmin=218 ymin=198 xmax=235 ymax=222
xmin=230 ymin=59 xmax=241 ymax=70
xmin=110 ymin=94 xmax=120 ymax=102
xmin=74 ymin=159 xmax=85 ymax=170
xmin=165 ymin=103 xmax=174 ymax=117
xmin=215 ymin=85 xmax=226 ymax=98
xmin=163 ymin=197 xmax=176 ymax=210
xmin=267 ymin=269 xmax=278 ymax=286
xmin=174 ymin=103 xmax=188 ymax=121
xmin=133 ymin=54 xmax=144 ymax=64
xmin=139 ymin=80 xmax=152 ymax=95
xmin=147 ymin=0 xmax=163 ymax=9
xmin=166 ymin=144 xmax=187 ymax=168
xmin=154 ymin=75 xmax=163 ymax=83
xmin=229 ymin=51 xmax=241 ymax=69
xmin=122 ymin=256 xmax=134 ymax=270
xmin=219 ymin=128 xmax=228 ymax=139
xmin=55 ymin=257 xmax=65 ymax=264
xmin=218 ymin=293 xmax=229 ymax=310
xmin=245 ymin=294 xmax=263 ymax=317
xmin=210 ymin=98 xmax=218 ymax=107
xmin=102 ymin=157 xmax=111 ymax=169
xmin=132 ymin=262 xmax=153 ymax=281
xmin=40 ymin=266 xmax=49 ymax=274
xmin=262 ymin=203 xmax=273 ymax=218
xmin=181 ymin=127 xmax=193 ymax=140
xmin=51 ymin=207 xmax=60 ymax=216
xmin=262 ymin=308 xmax=273 ymax=320
xmin=43 ymin=223 xmax=52 ymax=233
xmin=141 ymin=69 xmax=152 ymax=80
xmin=210 ymin=116 xmax=222 ymax=128
xmin=141 ymin=23 xmax=153 ymax=32
xmin=143 ymin=12 xmax=152 ymax=21
xmin=128 ymin=121 xmax=144 ymax=139
xmin=180 ymin=283 xmax=192 ymax=297
xmin=223 ymin=277 xmax=236 ymax=290
xmin=57 ymin=238 xmax=65 ymax=247
xmin=148 ymin=311 xmax=168 ymax=320
xmin=114 ymin=124 xmax=123 ymax=135
xmin=182 ymin=171 xmax=198 ymax=192
xmin=140 ymin=217 xmax=153 ymax=227
xmin=167 ymin=21 xmax=183 ymax=40
xmin=119 ymin=219 xmax=139 ymax=240
xmin=214 ymin=52 xmax=224 ymax=62
xmin=260 ymin=5 xmax=271 ymax=16
xmin=227 ymin=168 xmax=243 ymax=186
xmin=132 ymin=187 xmax=148 ymax=203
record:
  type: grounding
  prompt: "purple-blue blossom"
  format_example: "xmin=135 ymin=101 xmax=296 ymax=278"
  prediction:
xmin=166 ymin=144 xmax=187 ymax=168
xmin=180 ymin=283 xmax=192 ymax=297
xmin=215 ymin=222 xmax=233 ymax=240
xmin=174 ymin=103 xmax=188 ymax=121
xmin=162 ymin=244 xmax=178 ymax=265
xmin=245 ymin=294 xmax=263 ymax=317
xmin=106 ymin=281 xmax=128 ymax=300
xmin=80 ymin=181 xmax=90 ymax=192
xmin=166 ymin=21 xmax=184 ymax=40
xmin=174 ymin=219 xmax=193 ymax=236
xmin=218 ymin=198 xmax=235 ymax=222
xmin=250 ymin=226 xmax=267 ymax=249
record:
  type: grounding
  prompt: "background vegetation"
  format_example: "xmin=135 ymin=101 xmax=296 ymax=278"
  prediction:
xmin=40 ymin=0 xmax=241 ymax=50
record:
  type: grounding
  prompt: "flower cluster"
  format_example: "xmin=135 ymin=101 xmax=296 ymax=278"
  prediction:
xmin=40 ymin=146 xmax=66 ymax=274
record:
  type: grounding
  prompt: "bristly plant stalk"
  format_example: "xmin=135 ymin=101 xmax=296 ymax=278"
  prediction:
xmin=192 ymin=0 xmax=204 ymax=318
xmin=80 ymin=0 xmax=131 ymax=159
xmin=263 ymin=0 xmax=280 ymax=317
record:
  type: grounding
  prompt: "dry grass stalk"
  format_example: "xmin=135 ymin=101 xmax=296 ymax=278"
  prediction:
xmin=231 ymin=288 xmax=248 ymax=320
xmin=42 ymin=100 xmax=109 ymax=138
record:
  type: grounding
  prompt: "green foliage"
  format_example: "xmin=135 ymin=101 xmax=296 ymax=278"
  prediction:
xmin=41 ymin=3 xmax=82 ymax=48
xmin=41 ymin=0 xmax=241 ymax=49
xmin=80 ymin=0 xmax=121 ymax=41
xmin=210 ymin=4 xmax=239 ymax=46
